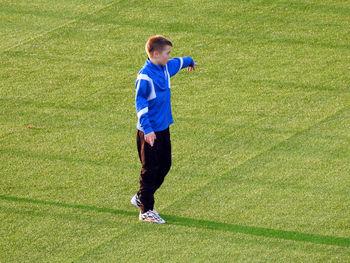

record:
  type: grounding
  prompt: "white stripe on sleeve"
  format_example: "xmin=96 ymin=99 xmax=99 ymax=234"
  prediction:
xmin=178 ymin=57 xmax=183 ymax=72
xmin=137 ymin=74 xmax=156 ymax=100
xmin=166 ymin=65 xmax=171 ymax=89
xmin=137 ymin=107 xmax=149 ymax=118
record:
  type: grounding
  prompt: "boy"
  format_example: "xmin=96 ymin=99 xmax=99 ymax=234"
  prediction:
xmin=131 ymin=35 xmax=198 ymax=223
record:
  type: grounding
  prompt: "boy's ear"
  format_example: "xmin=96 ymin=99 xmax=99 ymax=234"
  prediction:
xmin=153 ymin=50 xmax=159 ymax=58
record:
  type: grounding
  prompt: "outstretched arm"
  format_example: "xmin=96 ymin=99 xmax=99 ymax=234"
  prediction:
xmin=167 ymin=57 xmax=198 ymax=76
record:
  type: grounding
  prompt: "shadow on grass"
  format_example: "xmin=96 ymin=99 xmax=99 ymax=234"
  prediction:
xmin=1 ymin=195 xmax=349 ymax=248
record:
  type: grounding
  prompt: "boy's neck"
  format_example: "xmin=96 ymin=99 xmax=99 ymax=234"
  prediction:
xmin=149 ymin=57 xmax=161 ymax=66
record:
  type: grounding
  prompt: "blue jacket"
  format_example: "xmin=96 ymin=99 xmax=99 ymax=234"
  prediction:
xmin=135 ymin=57 xmax=195 ymax=134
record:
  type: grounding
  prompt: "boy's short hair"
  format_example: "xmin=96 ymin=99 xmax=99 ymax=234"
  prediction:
xmin=145 ymin=35 xmax=173 ymax=58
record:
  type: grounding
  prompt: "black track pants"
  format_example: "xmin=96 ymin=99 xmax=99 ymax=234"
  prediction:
xmin=136 ymin=128 xmax=171 ymax=213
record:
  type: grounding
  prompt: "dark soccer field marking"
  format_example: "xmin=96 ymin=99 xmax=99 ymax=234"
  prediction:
xmin=1 ymin=195 xmax=349 ymax=248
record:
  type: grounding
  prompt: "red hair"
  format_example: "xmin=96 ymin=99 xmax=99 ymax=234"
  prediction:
xmin=145 ymin=35 xmax=173 ymax=58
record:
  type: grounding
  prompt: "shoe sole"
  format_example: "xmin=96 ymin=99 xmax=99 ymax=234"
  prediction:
xmin=139 ymin=218 xmax=165 ymax=224
xmin=139 ymin=213 xmax=165 ymax=224
xmin=131 ymin=196 xmax=141 ymax=208
xmin=131 ymin=200 xmax=140 ymax=208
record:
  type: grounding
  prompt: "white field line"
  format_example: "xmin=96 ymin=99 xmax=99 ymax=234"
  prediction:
xmin=2 ymin=1 xmax=116 ymax=53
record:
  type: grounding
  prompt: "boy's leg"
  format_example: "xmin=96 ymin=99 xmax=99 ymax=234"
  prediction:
xmin=136 ymin=130 xmax=160 ymax=213
xmin=154 ymin=128 xmax=171 ymax=192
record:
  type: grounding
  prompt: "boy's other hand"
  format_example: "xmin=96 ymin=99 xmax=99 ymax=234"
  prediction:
xmin=187 ymin=63 xmax=199 ymax=72
xmin=145 ymin=132 xmax=157 ymax=147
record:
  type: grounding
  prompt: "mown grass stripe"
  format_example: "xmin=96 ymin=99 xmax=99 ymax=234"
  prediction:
xmin=1 ymin=195 xmax=348 ymax=248
xmin=165 ymin=106 xmax=349 ymax=211
xmin=164 ymin=215 xmax=350 ymax=248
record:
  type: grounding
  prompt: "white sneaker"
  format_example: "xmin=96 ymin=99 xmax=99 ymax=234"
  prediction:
xmin=131 ymin=193 xmax=141 ymax=208
xmin=139 ymin=210 xmax=165 ymax=224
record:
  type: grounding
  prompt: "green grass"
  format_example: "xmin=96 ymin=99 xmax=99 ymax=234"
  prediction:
xmin=1 ymin=0 xmax=349 ymax=262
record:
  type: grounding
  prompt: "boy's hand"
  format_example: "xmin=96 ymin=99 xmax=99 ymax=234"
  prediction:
xmin=187 ymin=63 xmax=199 ymax=72
xmin=145 ymin=131 xmax=156 ymax=147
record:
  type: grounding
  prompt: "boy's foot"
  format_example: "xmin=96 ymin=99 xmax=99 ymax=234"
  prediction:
xmin=139 ymin=210 xmax=165 ymax=224
xmin=131 ymin=193 xmax=141 ymax=208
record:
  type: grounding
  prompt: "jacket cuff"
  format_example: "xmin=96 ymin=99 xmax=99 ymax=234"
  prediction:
xmin=190 ymin=58 xmax=195 ymax=67
xmin=143 ymin=127 xmax=154 ymax=135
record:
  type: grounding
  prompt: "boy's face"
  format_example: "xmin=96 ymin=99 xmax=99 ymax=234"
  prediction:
xmin=153 ymin=45 xmax=172 ymax=65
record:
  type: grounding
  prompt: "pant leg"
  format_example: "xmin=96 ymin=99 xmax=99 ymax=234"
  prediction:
xmin=136 ymin=128 xmax=172 ymax=213
xmin=153 ymin=128 xmax=171 ymax=192
xmin=137 ymin=129 xmax=159 ymax=213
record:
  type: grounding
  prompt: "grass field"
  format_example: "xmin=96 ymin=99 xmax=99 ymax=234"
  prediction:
xmin=1 ymin=0 xmax=349 ymax=262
